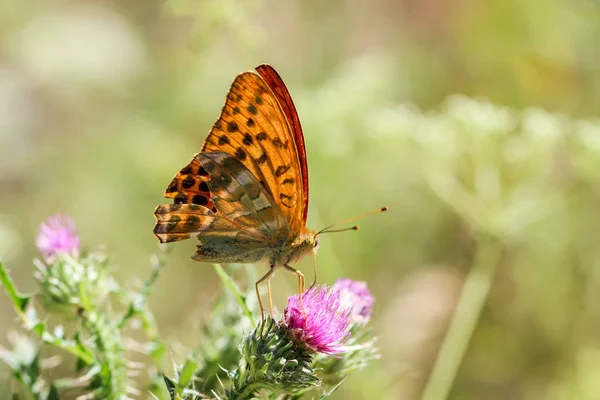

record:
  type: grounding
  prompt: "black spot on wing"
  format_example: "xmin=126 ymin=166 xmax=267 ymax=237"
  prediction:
xmin=166 ymin=204 xmax=181 ymax=212
xmin=198 ymin=166 xmax=209 ymax=177
xmin=192 ymin=194 xmax=209 ymax=206
xmin=247 ymin=104 xmax=258 ymax=115
xmin=182 ymin=176 xmax=195 ymax=189
xmin=235 ymin=148 xmax=247 ymax=161
xmin=227 ymin=121 xmax=238 ymax=133
xmin=166 ymin=181 xmax=178 ymax=193
xmin=256 ymin=153 xmax=267 ymax=164
xmin=275 ymin=165 xmax=291 ymax=177
xmin=218 ymin=135 xmax=230 ymax=145
xmin=174 ymin=192 xmax=187 ymax=204
xmin=272 ymin=138 xmax=287 ymax=149
xmin=155 ymin=215 xmax=179 ymax=233
xmin=242 ymin=133 xmax=253 ymax=145
xmin=186 ymin=215 xmax=200 ymax=227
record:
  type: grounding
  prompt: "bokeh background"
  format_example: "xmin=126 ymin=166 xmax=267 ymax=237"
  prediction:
xmin=2 ymin=0 xmax=600 ymax=399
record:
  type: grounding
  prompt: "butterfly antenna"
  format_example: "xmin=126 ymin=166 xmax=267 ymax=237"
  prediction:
xmin=320 ymin=226 xmax=360 ymax=233
xmin=317 ymin=206 xmax=388 ymax=235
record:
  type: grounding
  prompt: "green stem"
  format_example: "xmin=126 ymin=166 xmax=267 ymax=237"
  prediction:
xmin=420 ymin=234 xmax=503 ymax=400
xmin=214 ymin=264 xmax=255 ymax=325
xmin=83 ymin=312 xmax=127 ymax=397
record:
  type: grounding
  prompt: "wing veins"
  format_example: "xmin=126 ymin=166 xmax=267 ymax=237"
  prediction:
xmin=235 ymin=94 xmax=290 ymax=168
xmin=209 ymin=100 xmax=292 ymax=203
xmin=214 ymin=175 xmax=276 ymax=238
xmin=201 ymin=153 xmax=282 ymax=238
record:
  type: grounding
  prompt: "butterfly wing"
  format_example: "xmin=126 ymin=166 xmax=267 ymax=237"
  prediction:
xmin=201 ymin=68 xmax=308 ymax=237
xmin=199 ymin=152 xmax=289 ymax=242
xmin=153 ymin=152 xmax=289 ymax=262
xmin=154 ymin=203 xmax=270 ymax=263
xmin=163 ymin=153 xmax=216 ymax=211
xmin=255 ymin=64 xmax=309 ymax=225
xmin=154 ymin=203 xmax=215 ymax=243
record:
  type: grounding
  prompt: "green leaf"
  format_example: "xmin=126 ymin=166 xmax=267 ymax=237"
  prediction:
xmin=78 ymin=280 xmax=92 ymax=311
xmin=0 ymin=261 xmax=32 ymax=314
xmin=163 ymin=375 xmax=176 ymax=399
xmin=71 ymin=332 xmax=95 ymax=365
xmin=28 ymin=350 xmax=42 ymax=381
xmin=319 ymin=377 xmax=347 ymax=399
xmin=31 ymin=322 xmax=45 ymax=336
xmin=178 ymin=358 xmax=198 ymax=387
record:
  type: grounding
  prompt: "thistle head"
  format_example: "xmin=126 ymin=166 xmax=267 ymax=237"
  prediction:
xmin=36 ymin=214 xmax=79 ymax=262
xmin=282 ymin=284 xmax=351 ymax=355
xmin=331 ymin=278 xmax=374 ymax=325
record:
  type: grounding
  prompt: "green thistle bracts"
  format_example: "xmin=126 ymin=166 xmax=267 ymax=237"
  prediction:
xmin=227 ymin=317 xmax=320 ymax=399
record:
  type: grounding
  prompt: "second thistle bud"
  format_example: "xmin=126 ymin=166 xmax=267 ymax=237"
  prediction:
xmin=36 ymin=214 xmax=80 ymax=262
xmin=34 ymin=215 xmax=109 ymax=313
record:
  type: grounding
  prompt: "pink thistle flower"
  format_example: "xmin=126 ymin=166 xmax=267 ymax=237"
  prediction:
xmin=36 ymin=214 xmax=79 ymax=260
xmin=331 ymin=278 xmax=374 ymax=324
xmin=282 ymin=284 xmax=351 ymax=355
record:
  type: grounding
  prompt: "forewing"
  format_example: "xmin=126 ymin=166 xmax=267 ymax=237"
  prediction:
xmin=201 ymin=70 xmax=305 ymax=236
xmin=255 ymin=64 xmax=309 ymax=225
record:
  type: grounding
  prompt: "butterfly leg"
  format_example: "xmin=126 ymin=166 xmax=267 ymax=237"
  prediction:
xmin=256 ymin=265 xmax=277 ymax=334
xmin=267 ymin=277 xmax=274 ymax=318
xmin=310 ymin=252 xmax=318 ymax=289
xmin=283 ymin=264 xmax=307 ymax=324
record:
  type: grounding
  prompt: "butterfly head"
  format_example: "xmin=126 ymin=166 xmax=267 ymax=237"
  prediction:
xmin=285 ymin=229 xmax=320 ymax=264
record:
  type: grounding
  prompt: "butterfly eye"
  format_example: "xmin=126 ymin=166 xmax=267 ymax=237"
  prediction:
xmin=314 ymin=237 xmax=319 ymax=248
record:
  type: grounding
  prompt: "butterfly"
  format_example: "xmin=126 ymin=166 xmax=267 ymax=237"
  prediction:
xmin=153 ymin=64 xmax=386 ymax=324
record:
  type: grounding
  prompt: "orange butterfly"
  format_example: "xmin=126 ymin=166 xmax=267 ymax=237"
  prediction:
xmin=153 ymin=64 xmax=385 ymax=323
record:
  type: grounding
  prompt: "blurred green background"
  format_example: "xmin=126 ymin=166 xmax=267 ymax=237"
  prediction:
xmin=2 ymin=0 xmax=600 ymax=399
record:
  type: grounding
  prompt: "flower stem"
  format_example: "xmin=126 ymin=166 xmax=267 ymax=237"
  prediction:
xmin=420 ymin=233 xmax=503 ymax=400
xmin=83 ymin=311 xmax=127 ymax=397
xmin=214 ymin=264 xmax=255 ymax=325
